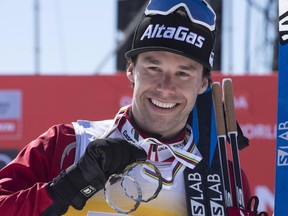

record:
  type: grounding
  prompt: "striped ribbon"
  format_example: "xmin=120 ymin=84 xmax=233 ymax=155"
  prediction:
xmin=98 ymin=105 xmax=203 ymax=188
xmin=103 ymin=105 xmax=203 ymax=188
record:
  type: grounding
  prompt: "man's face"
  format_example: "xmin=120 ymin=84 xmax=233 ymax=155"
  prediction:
xmin=126 ymin=51 xmax=208 ymax=138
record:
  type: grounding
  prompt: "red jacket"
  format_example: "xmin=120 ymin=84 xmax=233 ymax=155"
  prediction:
xmin=0 ymin=124 xmax=76 ymax=215
xmin=0 ymin=124 xmax=251 ymax=215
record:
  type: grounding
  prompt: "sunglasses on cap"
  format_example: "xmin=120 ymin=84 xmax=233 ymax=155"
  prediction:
xmin=145 ymin=0 xmax=216 ymax=31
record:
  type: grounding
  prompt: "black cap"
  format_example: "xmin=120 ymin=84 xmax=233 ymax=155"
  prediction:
xmin=125 ymin=10 xmax=216 ymax=69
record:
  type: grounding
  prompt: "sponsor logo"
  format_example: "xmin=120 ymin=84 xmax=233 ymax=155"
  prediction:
xmin=190 ymin=199 xmax=205 ymax=216
xmin=122 ymin=130 xmax=134 ymax=142
xmin=0 ymin=90 xmax=22 ymax=139
xmin=209 ymin=52 xmax=214 ymax=68
xmin=207 ymin=174 xmax=225 ymax=216
xmin=234 ymin=95 xmax=249 ymax=110
xmin=278 ymin=121 xmax=288 ymax=141
xmin=0 ymin=121 xmax=16 ymax=133
xmin=187 ymin=172 xmax=205 ymax=216
xmin=0 ymin=102 xmax=10 ymax=115
xmin=279 ymin=10 xmax=288 ymax=44
xmin=277 ymin=121 xmax=288 ymax=166
xmin=210 ymin=201 xmax=225 ymax=216
xmin=81 ymin=185 xmax=96 ymax=197
xmin=158 ymin=143 xmax=183 ymax=152
xmin=141 ymin=24 xmax=206 ymax=48
xmin=277 ymin=146 xmax=288 ymax=166
xmin=241 ymin=123 xmax=276 ymax=140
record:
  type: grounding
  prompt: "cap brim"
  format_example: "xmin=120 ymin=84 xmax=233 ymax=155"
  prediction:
xmin=125 ymin=46 xmax=211 ymax=70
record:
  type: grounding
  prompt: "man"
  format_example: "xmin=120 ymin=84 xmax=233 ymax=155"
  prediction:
xmin=0 ymin=0 xmax=251 ymax=215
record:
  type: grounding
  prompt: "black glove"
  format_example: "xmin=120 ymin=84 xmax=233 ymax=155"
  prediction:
xmin=44 ymin=138 xmax=147 ymax=215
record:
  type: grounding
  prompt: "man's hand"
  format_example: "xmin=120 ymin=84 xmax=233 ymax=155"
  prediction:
xmin=45 ymin=138 xmax=147 ymax=214
xmin=78 ymin=138 xmax=147 ymax=182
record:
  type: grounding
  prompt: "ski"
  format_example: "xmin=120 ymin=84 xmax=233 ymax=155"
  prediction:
xmin=212 ymin=82 xmax=233 ymax=208
xmin=184 ymin=87 xmax=227 ymax=216
xmin=274 ymin=0 xmax=288 ymax=215
xmin=222 ymin=78 xmax=245 ymax=209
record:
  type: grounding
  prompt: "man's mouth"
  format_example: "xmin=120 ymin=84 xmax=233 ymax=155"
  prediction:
xmin=151 ymin=98 xmax=177 ymax=109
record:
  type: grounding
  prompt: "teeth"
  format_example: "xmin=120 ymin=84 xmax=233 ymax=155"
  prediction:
xmin=151 ymin=99 xmax=176 ymax=108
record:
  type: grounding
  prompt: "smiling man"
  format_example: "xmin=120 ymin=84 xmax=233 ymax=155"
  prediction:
xmin=0 ymin=1 xmax=251 ymax=216
xmin=126 ymin=51 xmax=208 ymax=139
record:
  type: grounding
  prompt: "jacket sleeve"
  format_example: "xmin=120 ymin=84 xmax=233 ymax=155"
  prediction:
xmin=0 ymin=124 xmax=76 ymax=216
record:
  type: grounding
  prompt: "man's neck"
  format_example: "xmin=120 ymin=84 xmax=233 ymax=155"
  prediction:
xmin=127 ymin=108 xmax=186 ymax=143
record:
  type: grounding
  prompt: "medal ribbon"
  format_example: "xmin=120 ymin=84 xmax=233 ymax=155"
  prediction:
xmin=102 ymin=105 xmax=203 ymax=188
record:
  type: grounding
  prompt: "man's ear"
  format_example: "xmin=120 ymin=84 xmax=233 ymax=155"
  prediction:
xmin=126 ymin=63 xmax=135 ymax=83
xmin=198 ymin=77 xmax=209 ymax=94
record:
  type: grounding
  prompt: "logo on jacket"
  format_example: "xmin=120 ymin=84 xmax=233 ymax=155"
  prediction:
xmin=81 ymin=185 xmax=97 ymax=197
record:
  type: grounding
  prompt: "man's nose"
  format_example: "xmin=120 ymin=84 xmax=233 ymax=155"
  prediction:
xmin=156 ymin=73 xmax=176 ymax=94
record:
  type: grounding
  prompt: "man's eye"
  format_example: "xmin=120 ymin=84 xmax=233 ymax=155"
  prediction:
xmin=177 ymin=71 xmax=190 ymax=77
xmin=149 ymin=67 xmax=161 ymax=72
